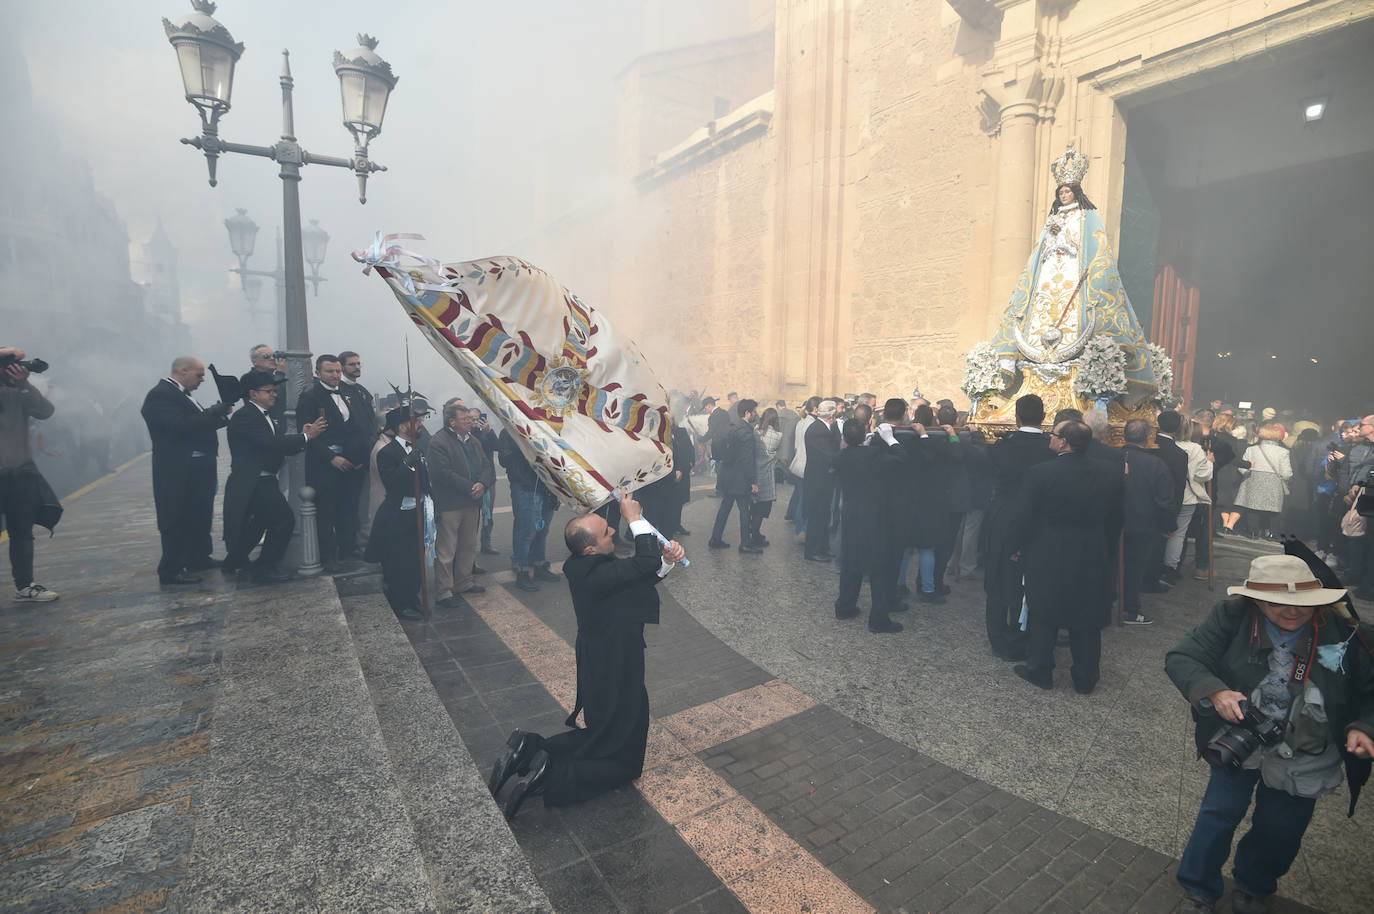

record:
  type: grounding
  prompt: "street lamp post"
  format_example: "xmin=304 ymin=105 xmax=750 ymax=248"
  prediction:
xmin=164 ymin=0 xmax=398 ymax=573
xmin=224 ymin=208 xmax=328 ymax=343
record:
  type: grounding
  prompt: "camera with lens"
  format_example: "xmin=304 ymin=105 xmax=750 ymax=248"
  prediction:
xmin=0 ymin=353 xmax=48 ymax=375
xmin=1202 ymin=699 xmax=1285 ymax=770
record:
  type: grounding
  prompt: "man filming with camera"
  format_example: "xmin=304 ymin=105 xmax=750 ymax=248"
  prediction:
xmin=1165 ymin=554 xmax=1374 ymax=913
xmin=1 ymin=346 xmax=58 ymax=602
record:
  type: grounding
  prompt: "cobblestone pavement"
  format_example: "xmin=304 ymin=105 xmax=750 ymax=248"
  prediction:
xmin=3 ymin=461 xmax=1368 ymax=913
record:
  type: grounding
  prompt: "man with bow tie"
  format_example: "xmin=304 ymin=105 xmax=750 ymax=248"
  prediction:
xmin=223 ymin=371 xmax=328 ymax=582
xmin=141 ymin=356 xmax=233 ymax=585
xmin=296 ymin=354 xmax=373 ymax=573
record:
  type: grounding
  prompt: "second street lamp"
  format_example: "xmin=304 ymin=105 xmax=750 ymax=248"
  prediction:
xmin=165 ymin=0 xmax=398 ymax=575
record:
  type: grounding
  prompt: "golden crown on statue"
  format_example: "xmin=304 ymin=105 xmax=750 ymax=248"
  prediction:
xmin=1050 ymin=145 xmax=1090 ymax=186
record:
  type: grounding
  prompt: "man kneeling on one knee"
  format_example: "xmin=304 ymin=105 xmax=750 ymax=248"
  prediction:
xmin=487 ymin=488 xmax=685 ymax=820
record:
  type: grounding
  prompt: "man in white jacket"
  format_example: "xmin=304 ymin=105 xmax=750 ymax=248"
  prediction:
xmin=784 ymin=397 xmax=820 ymax=538
xmin=1163 ymin=428 xmax=1214 ymax=583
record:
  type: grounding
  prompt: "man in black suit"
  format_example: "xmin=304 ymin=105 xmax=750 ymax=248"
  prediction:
xmin=708 ymin=399 xmax=760 ymax=552
xmin=834 ymin=417 xmax=907 ymax=632
xmin=141 ymin=357 xmax=232 ymax=585
xmin=704 ymin=396 xmax=731 ymax=495
xmin=803 ymin=400 xmax=841 ymax=561
xmin=364 ymin=402 xmax=432 ymax=620
xmin=982 ymin=394 xmax=1054 ymax=659
xmin=297 ymin=354 xmax=373 ymax=572
xmin=1151 ymin=410 xmax=1189 ymax=586
xmin=1121 ymin=418 xmax=1177 ymax=625
xmin=1009 ymin=421 xmax=1124 ymax=694
xmin=222 ymin=371 xmax=328 ymax=581
xmin=486 ymin=488 xmax=685 ymax=820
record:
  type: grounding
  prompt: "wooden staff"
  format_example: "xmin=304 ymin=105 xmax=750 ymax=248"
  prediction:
xmin=1207 ymin=478 xmax=1215 ymax=592
xmin=406 ymin=340 xmax=431 ymax=623
xmin=1117 ymin=456 xmax=1128 ymax=626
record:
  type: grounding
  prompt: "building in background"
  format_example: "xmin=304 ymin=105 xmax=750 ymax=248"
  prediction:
xmin=589 ymin=0 xmax=1374 ymax=415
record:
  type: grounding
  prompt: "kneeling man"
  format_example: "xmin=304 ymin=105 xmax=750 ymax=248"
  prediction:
xmin=488 ymin=488 xmax=684 ymax=819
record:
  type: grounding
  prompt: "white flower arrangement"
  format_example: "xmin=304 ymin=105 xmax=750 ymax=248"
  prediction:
xmin=960 ymin=342 xmax=1005 ymax=400
xmin=1146 ymin=343 xmax=1174 ymax=403
xmin=1072 ymin=335 xmax=1128 ymax=400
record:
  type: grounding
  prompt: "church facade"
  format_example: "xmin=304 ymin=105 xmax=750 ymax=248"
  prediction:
xmin=592 ymin=0 xmax=1372 ymax=406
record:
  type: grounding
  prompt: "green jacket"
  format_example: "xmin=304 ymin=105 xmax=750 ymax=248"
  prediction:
xmin=1165 ymin=596 xmax=1374 ymax=813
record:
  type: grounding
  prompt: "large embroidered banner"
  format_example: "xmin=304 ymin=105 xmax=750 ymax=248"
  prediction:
xmin=354 ymin=234 xmax=673 ymax=508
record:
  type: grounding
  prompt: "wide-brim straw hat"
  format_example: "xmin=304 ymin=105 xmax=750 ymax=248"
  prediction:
xmin=1227 ymin=555 xmax=1347 ymax=606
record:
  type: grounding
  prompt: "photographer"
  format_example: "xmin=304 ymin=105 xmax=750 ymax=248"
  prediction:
xmin=1165 ymin=555 xmax=1374 ymax=913
xmin=1 ymin=347 xmax=59 ymax=601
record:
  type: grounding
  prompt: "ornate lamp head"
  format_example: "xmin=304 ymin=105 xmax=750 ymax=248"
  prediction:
xmin=1050 ymin=145 xmax=1089 ymax=187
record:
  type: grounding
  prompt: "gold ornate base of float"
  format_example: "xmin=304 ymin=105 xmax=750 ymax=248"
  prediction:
xmin=969 ymin=367 xmax=1156 ymax=444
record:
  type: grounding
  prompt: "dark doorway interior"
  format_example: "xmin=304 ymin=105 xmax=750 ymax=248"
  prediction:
xmin=1121 ymin=19 xmax=1374 ymax=419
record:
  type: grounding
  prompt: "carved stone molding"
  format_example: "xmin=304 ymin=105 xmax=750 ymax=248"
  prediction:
xmin=979 ymin=63 xmax=1064 ymax=134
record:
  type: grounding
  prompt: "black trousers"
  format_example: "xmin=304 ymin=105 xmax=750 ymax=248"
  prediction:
xmin=531 ymin=717 xmax=649 ymax=808
xmin=803 ymin=476 xmax=834 ymax=557
xmin=1027 ymin=618 xmax=1101 ymax=691
xmin=309 ymin=465 xmax=364 ymax=564
xmin=984 ymin=554 xmax=1027 ymax=654
xmin=380 ymin=518 xmax=422 ymax=614
xmin=0 ymin=469 xmax=38 ymax=589
xmin=226 ymin=476 xmax=295 ymax=570
xmin=155 ymin=456 xmax=216 ymax=580
xmin=711 ymin=492 xmax=751 ymax=543
xmin=836 ymin=553 xmax=900 ymax=629
xmin=1122 ymin=530 xmax=1155 ymax=614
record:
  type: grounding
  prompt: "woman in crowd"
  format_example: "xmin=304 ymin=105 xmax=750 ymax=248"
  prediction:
xmin=748 ymin=407 xmax=783 ymax=549
xmin=1235 ymin=422 xmax=1293 ymax=539
xmin=1213 ymin=413 xmax=1246 ymax=535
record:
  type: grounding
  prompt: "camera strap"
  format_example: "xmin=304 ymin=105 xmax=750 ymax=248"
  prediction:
xmin=1249 ymin=611 xmax=1319 ymax=692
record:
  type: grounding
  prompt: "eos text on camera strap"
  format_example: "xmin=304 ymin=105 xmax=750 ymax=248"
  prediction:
xmin=1249 ymin=610 xmax=1319 ymax=691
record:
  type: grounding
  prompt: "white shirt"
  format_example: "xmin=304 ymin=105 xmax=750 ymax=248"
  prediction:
xmin=253 ymin=402 xmax=275 ymax=434
xmin=1018 ymin=426 xmax=1044 ymax=434
xmin=322 ymin=383 xmax=351 ymax=421
xmin=166 ymin=377 xmax=203 ymax=411
xmin=628 ymin=518 xmax=676 ymax=578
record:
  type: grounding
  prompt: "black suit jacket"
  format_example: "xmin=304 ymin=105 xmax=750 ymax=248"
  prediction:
xmin=364 ymin=438 xmax=431 ymax=565
xmin=803 ymin=419 xmax=840 ymax=483
xmin=1154 ymin=434 xmax=1188 ymax=512
xmin=561 ymin=531 xmax=665 ymax=761
xmin=715 ymin=417 xmax=758 ymax=495
xmin=297 ymin=380 xmax=373 ymax=468
xmin=227 ymin=404 xmax=307 ymax=477
xmin=1010 ymin=452 xmax=1124 ymax=629
xmin=140 ymin=379 xmax=229 ymax=493
xmin=1123 ymin=444 xmax=1177 ymax=534
xmin=988 ymin=429 xmax=1054 ymax=506
xmin=707 ymin=407 xmax=731 ymax=458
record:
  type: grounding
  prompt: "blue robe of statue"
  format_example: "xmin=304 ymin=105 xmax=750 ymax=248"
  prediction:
xmin=988 ymin=205 xmax=1158 ymax=404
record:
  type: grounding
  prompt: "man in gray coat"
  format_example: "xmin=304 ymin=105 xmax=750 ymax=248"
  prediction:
xmin=428 ymin=401 xmax=495 ymax=606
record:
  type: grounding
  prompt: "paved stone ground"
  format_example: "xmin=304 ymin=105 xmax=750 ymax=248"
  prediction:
xmin=3 ymin=459 xmax=1369 ymax=913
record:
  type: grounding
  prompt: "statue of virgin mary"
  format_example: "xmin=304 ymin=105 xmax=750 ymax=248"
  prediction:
xmin=986 ymin=146 xmax=1158 ymax=405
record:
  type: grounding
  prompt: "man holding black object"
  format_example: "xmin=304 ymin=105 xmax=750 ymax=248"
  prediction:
xmin=223 ymin=372 xmax=328 ymax=582
xmin=1166 ymin=555 xmax=1374 ymax=913
xmin=141 ymin=357 xmax=232 ymax=585
xmin=488 ymin=488 xmax=685 ymax=820
xmin=1 ymin=347 xmax=59 ymax=602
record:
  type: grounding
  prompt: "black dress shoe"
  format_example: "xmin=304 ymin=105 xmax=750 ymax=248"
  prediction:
xmin=918 ymin=590 xmax=946 ymax=604
xmin=805 ymin=553 xmax=833 ymax=562
xmin=754 ymin=535 xmax=770 ymax=548
xmin=677 ymin=527 xmax=691 ymax=536
xmin=1014 ymin=664 xmax=1053 ymax=690
xmin=472 ymin=565 xmax=487 ymax=575
xmin=437 ymin=595 xmax=463 ymax=609
xmin=835 ymin=607 xmax=860 ymax=620
xmin=739 ymin=545 xmax=763 ymax=554
xmin=1073 ymin=678 xmax=1098 ymax=695
xmin=462 ymin=584 xmax=487 ymax=595
xmin=503 ymin=749 xmax=551 ymax=821
xmin=160 ymin=572 xmax=202 ymax=585
xmin=488 ymin=730 xmax=538 ymax=797
xmin=480 ymin=545 xmax=500 ymax=555
xmin=869 ymin=619 xmax=904 ymax=634
xmin=394 ymin=605 xmax=423 ymax=621
xmin=889 ymin=600 xmax=910 ymax=614
xmin=533 ymin=565 xmax=560 ymax=582
xmin=708 ymin=539 xmax=730 ymax=549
